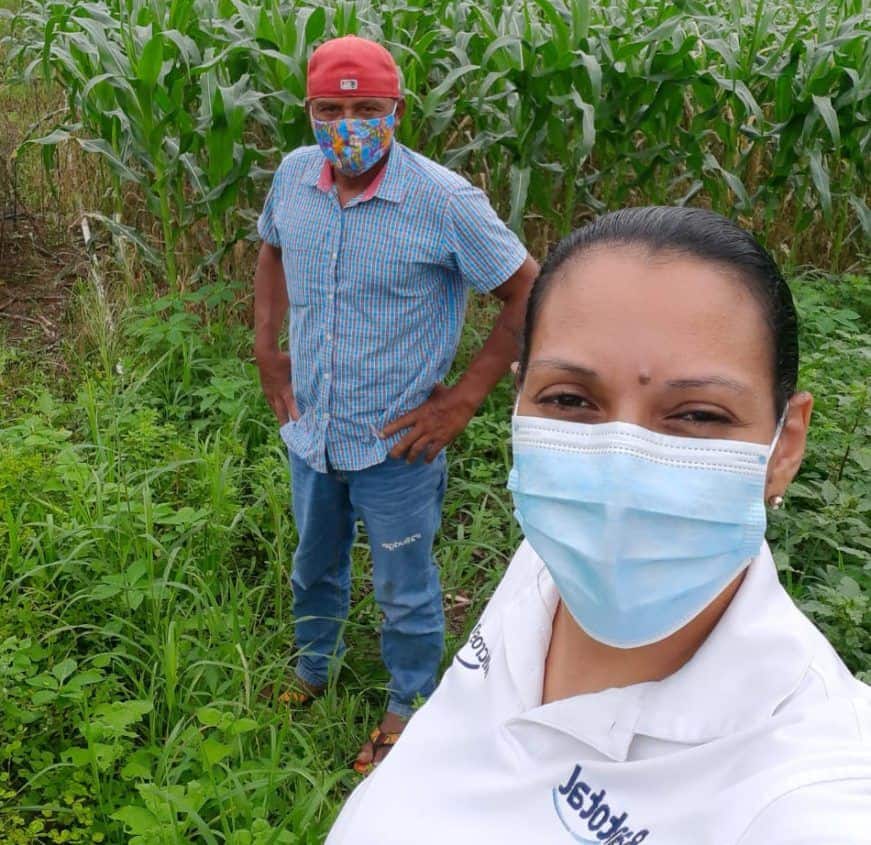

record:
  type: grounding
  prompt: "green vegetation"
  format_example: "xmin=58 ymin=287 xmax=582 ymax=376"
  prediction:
xmin=2 ymin=0 xmax=869 ymax=279
xmin=0 ymin=0 xmax=868 ymax=843
xmin=0 ymin=273 xmax=867 ymax=844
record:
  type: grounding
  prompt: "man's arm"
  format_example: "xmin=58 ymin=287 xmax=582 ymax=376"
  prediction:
xmin=253 ymin=242 xmax=298 ymax=424
xmin=382 ymin=254 xmax=539 ymax=462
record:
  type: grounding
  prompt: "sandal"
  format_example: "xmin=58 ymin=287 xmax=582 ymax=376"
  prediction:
xmin=277 ymin=688 xmax=319 ymax=706
xmin=259 ymin=678 xmax=325 ymax=706
xmin=352 ymin=727 xmax=402 ymax=775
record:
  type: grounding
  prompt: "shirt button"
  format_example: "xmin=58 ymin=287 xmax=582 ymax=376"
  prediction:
xmin=331 ymin=252 xmax=338 ymax=260
xmin=328 ymin=293 xmax=334 ymax=301
xmin=324 ymin=373 xmax=331 ymax=380
xmin=324 ymin=413 xmax=331 ymax=421
xmin=326 ymin=333 xmax=332 ymax=341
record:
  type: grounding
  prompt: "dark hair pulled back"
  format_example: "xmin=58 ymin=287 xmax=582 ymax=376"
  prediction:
xmin=519 ymin=206 xmax=799 ymax=418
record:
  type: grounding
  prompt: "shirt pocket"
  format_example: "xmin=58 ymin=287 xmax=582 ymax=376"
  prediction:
xmin=359 ymin=256 xmax=445 ymax=302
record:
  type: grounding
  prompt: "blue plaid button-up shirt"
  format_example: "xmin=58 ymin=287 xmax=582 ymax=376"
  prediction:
xmin=258 ymin=142 xmax=527 ymax=472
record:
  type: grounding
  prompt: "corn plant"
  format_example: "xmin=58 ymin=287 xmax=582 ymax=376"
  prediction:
xmin=5 ymin=0 xmax=280 ymax=285
xmin=3 ymin=0 xmax=869 ymax=283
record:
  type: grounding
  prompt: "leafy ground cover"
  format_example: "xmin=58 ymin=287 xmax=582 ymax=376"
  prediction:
xmin=0 ymin=272 xmax=868 ymax=843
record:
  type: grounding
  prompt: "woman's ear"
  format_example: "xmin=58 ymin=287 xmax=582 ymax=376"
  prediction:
xmin=765 ymin=391 xmax=813 ymax=503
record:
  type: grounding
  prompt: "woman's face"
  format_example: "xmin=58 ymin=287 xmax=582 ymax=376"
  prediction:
xmin=517 ymin=247 xmax=812 ymax=498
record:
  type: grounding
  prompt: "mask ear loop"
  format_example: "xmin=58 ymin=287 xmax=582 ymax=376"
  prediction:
xmin=768 ymin=406 xmax=789 ymax=460
xmin=766 ymin=407 xmax=789 ymax=510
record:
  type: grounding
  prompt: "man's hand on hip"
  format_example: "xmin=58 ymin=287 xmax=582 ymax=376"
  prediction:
xmin=381 ymin=384 xmax=476 ymax=463
xmin=378 ymin=255 xmax=536 ymax=462
xmin=255 ymin=349 xmax=299 ymax=424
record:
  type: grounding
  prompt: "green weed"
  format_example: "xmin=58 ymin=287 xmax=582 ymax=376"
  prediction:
xmin=1 ymin=271 xmax=869 ymax=841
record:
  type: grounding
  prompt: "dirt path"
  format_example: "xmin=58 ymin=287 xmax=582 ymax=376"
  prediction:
xmin=0 ymin=80 xmax=86 ymax=355
xmin=0 ymin=201 xmax=84 ymax=351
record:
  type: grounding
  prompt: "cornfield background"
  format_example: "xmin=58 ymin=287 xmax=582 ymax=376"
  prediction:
xmin=2 ymin=0 xmax=869 ymax=285
xmin=0 ymin=1 xmax=869 ymax=844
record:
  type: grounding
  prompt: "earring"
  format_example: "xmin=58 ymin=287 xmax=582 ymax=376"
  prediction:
xmin=768 ymin=494 xmax=784 ymax=510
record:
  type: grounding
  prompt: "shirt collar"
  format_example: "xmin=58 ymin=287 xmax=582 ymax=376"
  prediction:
xmin=500 ymin=567 xmax=648 ymax=761
xmin=507 ymin=542 xmax=814 ymax=760
xmin=633 ymin=543 xmax=814 ymax=743
xmin=303 ymin=143 xmax=406 ymax=204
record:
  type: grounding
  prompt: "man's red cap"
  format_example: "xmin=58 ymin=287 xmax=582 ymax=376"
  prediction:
xmin=306 ymin=35 xmax=400 ymax=100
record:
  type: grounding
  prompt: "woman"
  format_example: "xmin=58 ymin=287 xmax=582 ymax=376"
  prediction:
xmin=326 ymin=207 xmax=871 ymax=843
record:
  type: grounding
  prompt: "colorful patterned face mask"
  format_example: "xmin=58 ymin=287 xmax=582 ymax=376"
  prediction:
xmin=312 ymin=108 xmax=396 ymax=176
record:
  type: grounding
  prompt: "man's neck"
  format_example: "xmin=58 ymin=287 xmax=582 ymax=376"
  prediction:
xmin=333 ymin=151 xmax=391 ymax=206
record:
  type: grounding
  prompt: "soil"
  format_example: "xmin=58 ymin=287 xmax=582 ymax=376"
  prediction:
xmin=0 ymin=144 xmax=87 ymax=360
xmin=0 ymin=59 xmax=86 ymax=359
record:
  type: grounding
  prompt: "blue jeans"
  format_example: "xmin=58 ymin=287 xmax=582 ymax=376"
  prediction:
xmin=288 ymin=450 xmax=447 ymax=717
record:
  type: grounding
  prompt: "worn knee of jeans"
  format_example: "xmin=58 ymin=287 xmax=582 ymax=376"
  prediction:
xmin=377 ymin=580 xmax=443 ymax=632
xmin=291 ymin=556 xmax=349 ymax=594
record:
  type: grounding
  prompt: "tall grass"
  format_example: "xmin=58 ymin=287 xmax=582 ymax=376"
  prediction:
xmin=2 ymin=0 xmax=868 ymax=283
xmin=1 ymin=273 xmax=869 ymax=843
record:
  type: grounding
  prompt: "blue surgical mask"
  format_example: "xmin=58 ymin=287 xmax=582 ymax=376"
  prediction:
xmin=508 ymin=414 xmax=784 ymax=648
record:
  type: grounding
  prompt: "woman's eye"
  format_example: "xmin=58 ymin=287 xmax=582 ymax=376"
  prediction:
xmin=542 ymin=393 xmax=593 ymax=409
xmin=674 ymin=409 xmax=732 ymax=424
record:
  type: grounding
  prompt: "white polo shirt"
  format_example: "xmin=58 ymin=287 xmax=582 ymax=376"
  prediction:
xmin=327 ymin=541 xmax=871 ymax=844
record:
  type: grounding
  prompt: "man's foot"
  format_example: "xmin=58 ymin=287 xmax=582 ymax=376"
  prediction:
xmin=258 ymin=675 xmax=325 ymax=706
xmin=353 ymin=711 xmax=407 ymax=775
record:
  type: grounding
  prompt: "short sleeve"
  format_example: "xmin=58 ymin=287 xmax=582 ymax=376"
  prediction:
xmin=444 ymin=183 xmax=527 ymax=294
xmin=257 ymin=164 xmax=284 ymax=247
xmin=738 ymin=779 xmax=871 ymax=844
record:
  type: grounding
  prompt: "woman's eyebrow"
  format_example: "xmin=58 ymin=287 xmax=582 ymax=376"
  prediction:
xmin=666 ymin=376 xmax=749 ymax=392
xmin=526 ymin=362 xmax=750 ymax=393
xmin=526 ymin=359 xmax=600 ymax=380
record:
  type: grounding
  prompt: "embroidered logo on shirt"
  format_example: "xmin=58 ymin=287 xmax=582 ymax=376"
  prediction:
xmin=553 ymin=764 xmax=650 ymax=844
xmin=454 ymin=623 xmax=491 ymax=676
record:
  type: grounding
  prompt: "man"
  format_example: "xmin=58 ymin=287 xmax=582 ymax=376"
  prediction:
xmin=253 ymin=34 xmax=538 ymax=774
